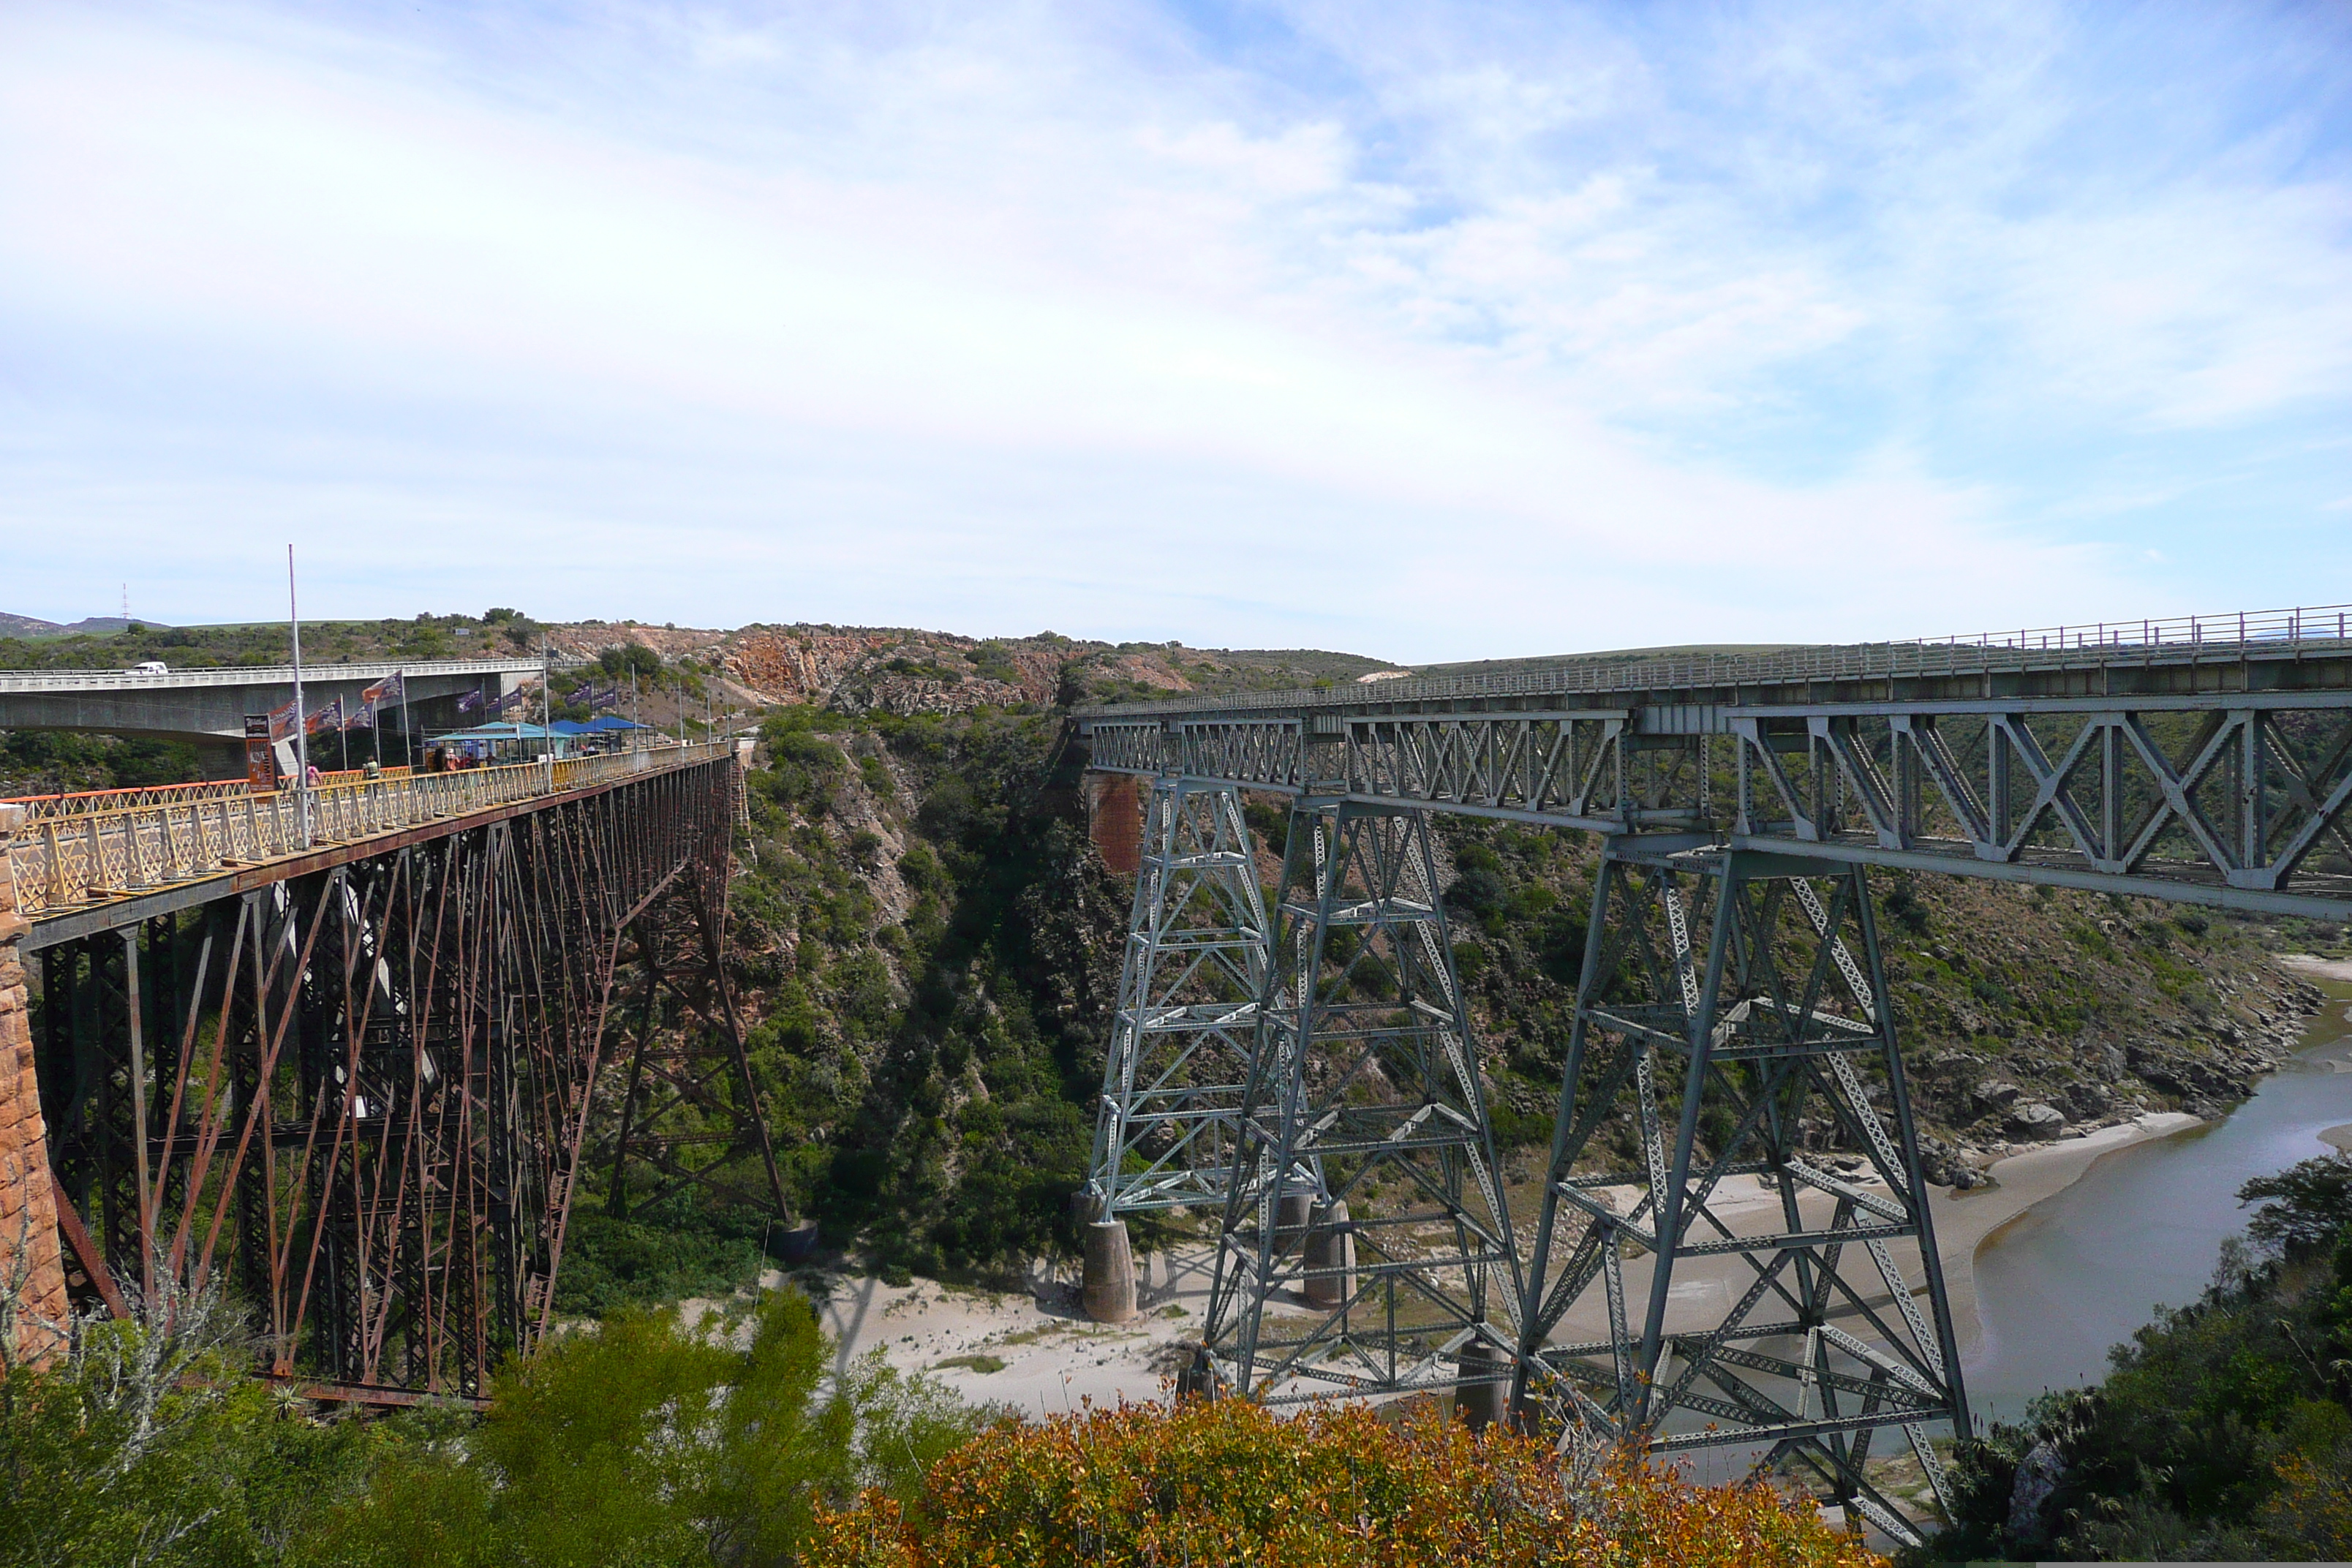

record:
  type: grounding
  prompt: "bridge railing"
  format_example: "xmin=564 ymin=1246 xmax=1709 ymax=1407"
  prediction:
xmin=2 ymin=741 xmax=738 ymax=918
xmin=1074 ymin=600 xmax=2352 ymax=720
xmin=0 ymin=655 xmax=543 ymax=693
xmin=4 ymin=778 xmax=257 ymax=823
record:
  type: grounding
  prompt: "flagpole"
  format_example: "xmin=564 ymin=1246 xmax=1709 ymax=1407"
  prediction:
xmin=541 ymin=632 xmax=553 ymax=786
xmin=287 ymin=545 xmax=312 ymax=848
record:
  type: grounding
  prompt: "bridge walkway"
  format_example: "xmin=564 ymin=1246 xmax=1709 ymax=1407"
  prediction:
xmin=4 ymin=741 xmax=742 ymax=945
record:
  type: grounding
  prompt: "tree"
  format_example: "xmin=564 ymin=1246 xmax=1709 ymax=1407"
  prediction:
xmin=2242 ymin=1155 xmax=2352 ymax=1259
xmin=811 ymin=1396 xmax=1881 ymax=1568
xmin=295 ymin=1289 xmax=982 ymax=1568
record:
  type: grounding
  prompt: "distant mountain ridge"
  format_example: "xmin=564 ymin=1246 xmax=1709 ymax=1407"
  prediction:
xmin=0 ymin=613 xmax=175 ymax=636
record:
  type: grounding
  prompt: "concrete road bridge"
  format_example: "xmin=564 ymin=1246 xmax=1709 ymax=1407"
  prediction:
xmin=0 ymin=739 xmax=781 ymax=1407
xmin=0 ymin=657 xmax=546 ymax=774
xmin=1071 ymin=603 xmax=2352 ymax=1543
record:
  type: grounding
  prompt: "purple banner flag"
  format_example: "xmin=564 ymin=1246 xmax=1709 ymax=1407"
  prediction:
xmin=456 ymin=690 xmax=484 ymax=714
xmin=304 ymin=698 xmax=343 ymax=736
xmin=267 ymin=698 xmax=298 ymax=742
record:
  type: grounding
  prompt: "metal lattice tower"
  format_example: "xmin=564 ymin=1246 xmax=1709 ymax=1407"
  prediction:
xmin=1512 ymin=845 xmax=1965 ymax=1545
xmin=1085 ymin=777 xmax=1273 ymax=1219
xmin=1198 ymin=801 xmax=1522 ymax=1409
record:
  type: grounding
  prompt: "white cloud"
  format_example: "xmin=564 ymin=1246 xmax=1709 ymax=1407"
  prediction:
xmin=0 ymin=1 xmax=2343 ymax=654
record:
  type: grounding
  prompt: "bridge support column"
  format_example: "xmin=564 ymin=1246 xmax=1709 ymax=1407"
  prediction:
xmin=1082 ymin=1218 xmax=1138 ymax=1323
xmin=1084 ymin=774 xmax=1145 ymax=877
xmin=1082 ymin=777 xmax=1272 ymax=1269
xmin=0 ymin=810 xmax=68 ymax=1365
xmin=1513 ymin=846 xmax=1964 ymax=1547
xmin=1198 ymin=802 xmax=1522 ymax=1408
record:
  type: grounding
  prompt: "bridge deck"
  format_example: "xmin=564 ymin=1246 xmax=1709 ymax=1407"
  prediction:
xmin=4 ymin=741 xmax=741 ymax=944
xmin=0 ymin=655 xmax=544 ymax=696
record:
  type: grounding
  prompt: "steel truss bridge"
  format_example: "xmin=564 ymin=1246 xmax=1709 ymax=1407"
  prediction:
xmin=5 ymin=742 xmax=785 ymax=1405
xmin=1076 ymin=604 xmax=2352 ymax=1544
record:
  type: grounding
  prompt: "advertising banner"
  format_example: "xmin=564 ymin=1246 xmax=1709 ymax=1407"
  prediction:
xmin=244 ymin=714 xmax=278 ymax=791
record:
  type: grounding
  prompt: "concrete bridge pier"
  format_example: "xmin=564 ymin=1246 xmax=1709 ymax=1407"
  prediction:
xmin=1452 ymin=1336 xmax=1506 ymax=1431
xmin=1302 ymin=1199 xmax=1354 ymax=1308
xmin=1082 ymin=1217 xmax=1138 ymax=1323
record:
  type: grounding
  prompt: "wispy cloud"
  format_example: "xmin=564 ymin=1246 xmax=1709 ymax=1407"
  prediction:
xmin=0 ymin=1 xmax=2343 ymax=657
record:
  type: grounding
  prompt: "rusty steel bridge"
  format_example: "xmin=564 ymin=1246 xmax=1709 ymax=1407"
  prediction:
xmin=1074 ymin=603 xmax=2352 ymax=1544
xmin=1 ymin=740 xmax=782 ymax=1406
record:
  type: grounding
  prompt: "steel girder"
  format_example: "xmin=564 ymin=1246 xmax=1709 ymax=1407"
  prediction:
xmin=1085 ymin=778 xmax=1273 ymax=1219
xmin=30 ymin=755 xmax=742 ymax=1401
xmin=600 ymin=867 xmax=791 ymax=1225
xmin=1198 ymin=801 xmax=1523 ymax=1407
xmin=1078 ymin=696 xmax=2352 ymax=918
xmin=1511 ymin=845 xmax=1964 ymax=1548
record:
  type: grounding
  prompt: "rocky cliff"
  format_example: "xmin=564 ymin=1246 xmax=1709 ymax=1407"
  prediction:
xmin=548 ymin=622 xmax=1399 ymax=720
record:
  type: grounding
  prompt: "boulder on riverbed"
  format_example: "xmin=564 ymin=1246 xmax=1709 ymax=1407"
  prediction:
xmin=2007 ymin=1101 xmax=2068 ymax=1140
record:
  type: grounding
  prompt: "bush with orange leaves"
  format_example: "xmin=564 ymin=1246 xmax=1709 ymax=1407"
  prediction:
xmin=809 ymin=1395 xmax=1885 ymax=1568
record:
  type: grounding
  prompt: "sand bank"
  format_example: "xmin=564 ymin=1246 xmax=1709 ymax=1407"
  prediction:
xmin=785 ymin=1114 xmax=2202 ymax=1410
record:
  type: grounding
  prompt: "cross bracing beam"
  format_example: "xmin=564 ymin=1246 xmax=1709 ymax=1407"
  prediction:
xmin=1510 ymin=848 xmax=1964 ymax=1545
xmin=1195 ymin=801 xmax=1523 ymax=1411
xmin=1077 ymin=687 xmax=2352 ymax=916
xmin=20 ymin=750 xmax=752 ymax=1403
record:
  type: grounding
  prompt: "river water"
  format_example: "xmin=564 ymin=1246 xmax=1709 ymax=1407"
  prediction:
xmin=1965 ymin=973 xmax=2352 ymax=1425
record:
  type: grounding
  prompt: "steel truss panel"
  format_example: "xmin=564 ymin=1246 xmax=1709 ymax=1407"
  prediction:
xmin=31 ymin=756 xmax=745 ymax=1401
xmin=1087 ymin=779 xmax=1274 ymax=1218
xmin=1077 ymin=695 xmax=2352 ymax=916
xmin=1199 ymin=802 xmax=1523 ymax=1407
xmin=1512 ymin=847 xmax=1964 ymax=1548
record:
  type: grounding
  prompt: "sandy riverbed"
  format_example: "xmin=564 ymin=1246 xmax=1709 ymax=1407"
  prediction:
xmin=772 ymin=1109 xmax=2205 ymax=1409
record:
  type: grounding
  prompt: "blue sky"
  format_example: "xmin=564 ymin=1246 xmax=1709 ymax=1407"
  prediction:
xmin=2 ymin=1 xmax=2346 ymax=660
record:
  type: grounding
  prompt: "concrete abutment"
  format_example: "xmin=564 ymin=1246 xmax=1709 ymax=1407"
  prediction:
xmin=0 ymin=804 xmax=68 ymax=1367
xmin=1082 ymin=1218 xmax=1139 ymax=1323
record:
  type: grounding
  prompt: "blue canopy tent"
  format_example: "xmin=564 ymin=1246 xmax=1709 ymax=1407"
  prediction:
xmin=427 ymin=720 xmax=575 ymax=761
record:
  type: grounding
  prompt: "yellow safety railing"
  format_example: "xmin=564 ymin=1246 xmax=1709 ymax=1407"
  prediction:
xmin=2 ymin=741 xmax=739 ymax=919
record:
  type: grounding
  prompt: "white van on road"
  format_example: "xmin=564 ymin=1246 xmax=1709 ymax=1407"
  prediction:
xmin=131 ymin=660 xmax=169 ymax=675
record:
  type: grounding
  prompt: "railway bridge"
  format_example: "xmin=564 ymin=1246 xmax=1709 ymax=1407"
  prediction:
xmin=1073 ymin=603 xmax=2352 ymax=1542
xmin=0 ymin=739 xmax=779 ymax=1404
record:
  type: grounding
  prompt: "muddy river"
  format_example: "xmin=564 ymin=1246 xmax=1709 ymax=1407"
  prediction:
xmin=1966 ymin=970 xmax=2352 ymax=1425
